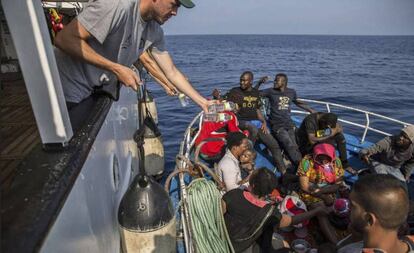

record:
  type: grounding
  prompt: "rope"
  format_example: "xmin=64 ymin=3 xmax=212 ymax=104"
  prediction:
xmin=176 ymin=155 xmax=225 ymax=189
xmin=186 ymin=178 xmax=234 ymax=253
xmin=133 ymin=66 xmax=156 ymax=175
xmin=134 ymin=68 xmax=146 ymax=175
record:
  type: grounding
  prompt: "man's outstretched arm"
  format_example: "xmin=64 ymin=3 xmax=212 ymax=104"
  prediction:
xmin=139 ymin=51 xmax=178 ymax=95
xmin=253 ymin=76 xmax=270 ymax=90
xmin=294 ymin=99 xmax=316 ymax=113
xmin=54 ymin=19 xmax=141 ymax=90
xmin=150 ymin=49 xmax=211 ymax=112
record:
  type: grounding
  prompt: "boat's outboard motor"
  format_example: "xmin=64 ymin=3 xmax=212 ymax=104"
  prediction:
xmin=118 ymin=84 xmax=175 ymax=252
xmin=141 ymin=98 xmax=165 ymax=177
xmin=118 ymin=174 xmax=176 ymax=252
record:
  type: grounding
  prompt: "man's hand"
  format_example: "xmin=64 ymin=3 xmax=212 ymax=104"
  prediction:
xmin=163 ymin=86 xmax=178 ymax=96
xmin=167 ymin=87 xmax=179 ymax=96
xmin=315 ymin=205 xmax=333 ymax=216
xmin=113 ymin=64 xmax=142 ymax=91
xmin=258 ymin=76 xmax=270 ymax=85
xmin=320 ymin=194 xmax=334 ymax=206
xmin=241 ymin=163 xmax=254 ymax=173
xmin=344 ymin=166 xmax=357 ymax=175
xmin=261 ymin=121 xmax=269 ymax=134
xmin=333 ymin=124 xmax=343 ymax=135
xmin=310 ymin=187 xmax=321 ymax=197
xmin=338 ymin=183 xmax=349 ymax=192
xmin=202 ymin=100 xmax=219 ymax=113
xmin=360 ymin=152 xmax=371 ymax=164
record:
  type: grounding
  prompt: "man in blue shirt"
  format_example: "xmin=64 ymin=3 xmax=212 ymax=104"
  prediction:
xmin=260 ymin=73 xmax=314 ymax=170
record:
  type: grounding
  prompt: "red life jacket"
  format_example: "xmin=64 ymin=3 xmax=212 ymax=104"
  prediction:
xmin=194 ymin=111 xmax=245 ymax=158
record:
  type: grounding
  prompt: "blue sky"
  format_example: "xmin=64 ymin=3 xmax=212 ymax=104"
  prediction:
xmin=164 ymin=0 xmax=414 ymax=35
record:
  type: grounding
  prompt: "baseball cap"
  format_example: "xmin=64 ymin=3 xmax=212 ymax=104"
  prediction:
xmin=178 ymin=0 xmax=195 ymax=8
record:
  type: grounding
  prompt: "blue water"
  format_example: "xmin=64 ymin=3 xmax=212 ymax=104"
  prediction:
xmin=145 ymin=35 xmax=414 ymax=170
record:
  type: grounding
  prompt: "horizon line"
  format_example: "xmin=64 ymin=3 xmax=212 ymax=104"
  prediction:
xmin=165 ymin=33 xmax=414 ymax=37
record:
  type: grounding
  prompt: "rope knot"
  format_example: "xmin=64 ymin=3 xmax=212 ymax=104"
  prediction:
xmin=133 ymin=129 xmax=145 ymax=147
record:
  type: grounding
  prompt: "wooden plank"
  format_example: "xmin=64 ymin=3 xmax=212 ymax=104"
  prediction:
xmin=0 ymin=107 xmax=34 ymax=124
xmin=0 ymin=159 xmax=21 ymax=192
xmin=11 ymin=128 xmax=40 ymax=155
xmin=0 ymin=160 xmax=20 ymax=178
xmin=0 ymin=73 xmax=37 ymax=193
xmin=0 ymin=107 xmax=15 ymax=118
xmin=0 ymin=125 xmax=28 ymax=148
xmin=0 ymin=122 xmax=36 ymax=127
xmin=12 ymin=108 xmax=34 ymax=124
xmin=0 ymin=155 xmax=23 ymax=160
xmin=1 ymin=127 xmax=36 ymax=155
xmin=0 ymin=93 xmax=29 ymax=106
xmin=1 ymin=106 xmax=27 ymax=119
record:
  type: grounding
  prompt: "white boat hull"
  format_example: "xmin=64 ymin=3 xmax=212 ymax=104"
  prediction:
xmin=40 ymin=88 xmax=139 ymax=253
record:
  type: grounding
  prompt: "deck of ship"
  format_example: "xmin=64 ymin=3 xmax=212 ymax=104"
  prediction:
xmin=0 ymin=72 xmax=40 ymax=192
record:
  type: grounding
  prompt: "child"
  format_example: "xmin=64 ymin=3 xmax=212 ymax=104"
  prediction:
xmin=238 ymin=149 xmax=257 ymax=185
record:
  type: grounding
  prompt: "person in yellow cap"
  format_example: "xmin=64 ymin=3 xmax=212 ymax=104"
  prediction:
xmin=359 ymin=125 xmax=414 ymax=182
xmin=54 ymin=0 xmax=212 ymax=112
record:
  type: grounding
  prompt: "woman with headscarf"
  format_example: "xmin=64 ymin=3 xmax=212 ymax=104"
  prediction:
xmin=297 ymin=143 xmax=345 ymax=244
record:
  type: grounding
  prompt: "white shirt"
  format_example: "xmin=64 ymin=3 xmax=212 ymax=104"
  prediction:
xmin=217 ymin=149 xmax=242 ymax=192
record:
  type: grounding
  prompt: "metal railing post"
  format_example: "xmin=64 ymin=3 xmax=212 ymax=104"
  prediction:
xmin=361 ymin=113 xmax=370 ymax=143
xmin=2 ymin=0 xmax=73 ymax=145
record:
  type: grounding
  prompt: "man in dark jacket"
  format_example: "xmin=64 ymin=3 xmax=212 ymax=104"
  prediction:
xmin=359 ymin=125 xmax=414 ymax=182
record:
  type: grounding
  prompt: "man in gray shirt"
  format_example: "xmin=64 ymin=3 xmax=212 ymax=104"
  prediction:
xmin=359 ymin=125 xmax=414 ymax=182
xmin=54 ymin=0 xmax=210 ymax=111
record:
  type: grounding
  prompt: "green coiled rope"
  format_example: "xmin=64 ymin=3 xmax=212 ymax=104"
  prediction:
xmin=187 ymin=178 xmax=235 ymax=253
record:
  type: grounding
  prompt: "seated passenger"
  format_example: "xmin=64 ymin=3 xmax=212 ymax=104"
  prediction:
xmin=222 ymin=168 xmax=330 ymax=253
xmin=222 ymin=71 xmax=287 ymax=174
xmin=259 ymin=73 xmax=314 ymax=170
xmin=359 ymin=125 xmax=414 ymax=183
xmin=349 ymin=174 xmax=414 ymax=252
xmin=297 ymin=143 xmax=345 ymax=244
xmin=217 ymin=132 xmax=249 ymax=192
xmin=194 ymin=111 xmax=242 ymax=162
xmin=238 ymin=149 xmax=257 ymax=186
xmin=335 ymin=227 xmax=363 ymax=253
xmin=296 ymin=112 xmax=353 ymax=172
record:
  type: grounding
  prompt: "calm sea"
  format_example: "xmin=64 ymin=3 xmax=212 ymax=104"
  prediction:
xmin=144 ymin=35 xmax=414 ymax=170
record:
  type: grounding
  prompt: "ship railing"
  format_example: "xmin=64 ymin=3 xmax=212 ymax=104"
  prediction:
xmin=177 ymin=111 xmax=203 ymax=253
xmin=292 ymin=99 xmax=411 ymax=143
